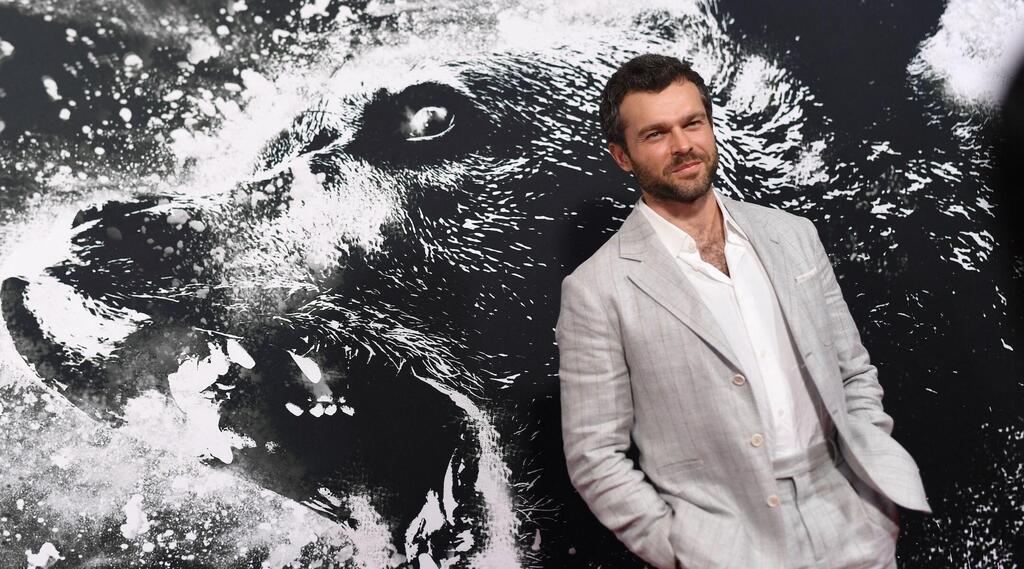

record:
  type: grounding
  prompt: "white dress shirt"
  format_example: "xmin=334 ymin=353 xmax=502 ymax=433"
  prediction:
xmin=637 ymin=192 xmax=830 ymax=463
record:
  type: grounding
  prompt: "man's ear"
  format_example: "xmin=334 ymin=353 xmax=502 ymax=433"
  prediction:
xmin=607 ymin=142 xmax=633 ymax=172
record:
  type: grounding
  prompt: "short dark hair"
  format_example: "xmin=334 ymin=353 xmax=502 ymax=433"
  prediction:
xmin=598 ymin=54 xmax=713 ymax=147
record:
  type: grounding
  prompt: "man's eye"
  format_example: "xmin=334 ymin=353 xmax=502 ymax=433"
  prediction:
xmin=646 ymin=131 xmax=662 ymax=140
xmin=402 ymin=106 xmax=455 ymax=141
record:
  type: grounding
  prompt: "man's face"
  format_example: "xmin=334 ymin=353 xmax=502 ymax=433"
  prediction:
xmin=608 ymin=79 xmax=718 ymax=203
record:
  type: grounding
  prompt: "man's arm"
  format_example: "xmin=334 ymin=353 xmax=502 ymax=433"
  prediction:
xmin=556 ymin=271 xmax=676 ymax=569
xmin=804 ymin=217 xmax=895 ymax=434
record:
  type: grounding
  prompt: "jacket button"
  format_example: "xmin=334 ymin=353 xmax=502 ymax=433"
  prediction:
xmin=767 ymin=495 xmax=781 ymax=508
xmin=731 ymin=374 xmax=746 ymax=386
xmin=750 ymin=433 xmax=764 ymax=447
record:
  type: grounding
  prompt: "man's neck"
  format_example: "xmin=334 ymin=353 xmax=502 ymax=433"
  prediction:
xmin=641 ymin=190 xmax=723 ymax=244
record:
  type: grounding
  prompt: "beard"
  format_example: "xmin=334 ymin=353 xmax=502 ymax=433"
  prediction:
xmin=631 ymin=147 xmax=719 ymax=204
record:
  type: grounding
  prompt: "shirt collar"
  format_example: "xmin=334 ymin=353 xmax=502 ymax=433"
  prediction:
xmin=716 ymin=191 xmax=749 ymax=242
xmin=636 ymin=189 xmax=749 ymax=259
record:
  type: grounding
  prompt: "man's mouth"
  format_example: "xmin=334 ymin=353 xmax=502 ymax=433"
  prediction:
xmin=671 ymin=160 xmax=702 ymax=174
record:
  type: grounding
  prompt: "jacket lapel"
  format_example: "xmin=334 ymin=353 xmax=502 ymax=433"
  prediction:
xmin=719 ymin=196 xmax=822 ymax=364
xmin=618 ymin=203 xmax=743 ymax=372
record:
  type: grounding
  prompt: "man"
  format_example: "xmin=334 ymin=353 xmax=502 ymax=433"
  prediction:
xmin=556 ymin=54 xmax=930 ymax=568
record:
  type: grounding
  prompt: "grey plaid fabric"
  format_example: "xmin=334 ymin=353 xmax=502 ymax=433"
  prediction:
xmin=556 ymin=196 xmax=929 ymax=569
xmin=775 ymin=440 xmax=899 ymax=568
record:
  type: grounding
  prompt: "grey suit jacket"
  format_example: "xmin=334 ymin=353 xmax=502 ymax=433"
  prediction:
xmin=556 ymin=196 xmax=929 ymax=569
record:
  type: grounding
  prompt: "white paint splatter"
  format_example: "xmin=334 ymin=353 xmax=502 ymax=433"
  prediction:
xmin=332 ymin=493 xmax=394 ymax=568
xmin=240 ymin=68 xmax=273 ymax=94
xmin=256 ymin=500 xmax=348 ymax=569
xmin=187 ymin=36 xmax=222 ymax=64
xmin=49 ymin=448 xmax=72 ymax=469
xmin=867 ymin=140 xmax=900 ymax=162
xmin=166 ymin=208 xmax=190 ymax=225
xmin=494 ymin=0 xmax=702 ymax=52
xmin=41 ymin=76 xmax=61 ymax=101
xmin=871 ymin=202 xmax=896 ymax=216
xmin=165 ymin=344 xmax=253 ymax=464
xmin=299 ymin=0 xmax=332 ymax=20
xmin=909 ymin=0 xmax=1024 ymax=107
xmin=729 ymin=55 xmax=777 ymax=114
xmin=271 ymin=29 xmax=291 ymax=44
xmin=214 ymin=97 xmax=242 ymax=120
xmin=163 ymin=89 xmax=184 ymax=102
xmin=25 ymin=542 xmax=61 ymax=568
xmin=120 ymin=494 xmax=151 ymax=539
xmin=124 ymin=53 xmax=143 ymax=69
xmin=785 ymin=140 xmax=829 ymax=186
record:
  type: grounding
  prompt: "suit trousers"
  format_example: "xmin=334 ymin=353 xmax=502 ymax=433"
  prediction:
xmin=773 ymin=441 xmax=899 ymax=569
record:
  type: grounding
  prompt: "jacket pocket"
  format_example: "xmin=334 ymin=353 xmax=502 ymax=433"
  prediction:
xmin=837 ymin=457 xmax=900 ymax=536
xmin=849 ymin=472 xmax=899 ymax=536
xmin=661 ymin=457 xmax=705 ymax=472
xmin=794 ymin=266 xmax=820 ymax=284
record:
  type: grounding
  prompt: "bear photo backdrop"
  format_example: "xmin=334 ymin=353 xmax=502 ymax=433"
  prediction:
xmin=0 ymin=0 xmax=1022 ymax=567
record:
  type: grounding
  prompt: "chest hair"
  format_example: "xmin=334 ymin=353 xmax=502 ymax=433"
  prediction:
xmin=698 ymin=236 xmax=730 ymax=277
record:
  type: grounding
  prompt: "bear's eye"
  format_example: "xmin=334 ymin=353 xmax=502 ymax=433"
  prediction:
xmin=401 ymin=106 xmax=455 ymax=141
xmin=347 ymin=81 xmax=489 ymax=164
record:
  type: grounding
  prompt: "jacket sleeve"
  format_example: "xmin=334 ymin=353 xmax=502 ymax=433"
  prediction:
xmin=556 ymin=271 xmax=677 ymax=569
xmin=803 ymin=217 xmax=895 ymax=434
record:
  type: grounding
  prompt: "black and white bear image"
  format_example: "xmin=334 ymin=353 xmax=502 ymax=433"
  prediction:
xmin=0 ymin=0 xmax=1019 ymax=567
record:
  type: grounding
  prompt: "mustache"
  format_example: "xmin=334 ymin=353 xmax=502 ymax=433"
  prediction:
xmin=667 ymin=153 xmax=707 ymax=170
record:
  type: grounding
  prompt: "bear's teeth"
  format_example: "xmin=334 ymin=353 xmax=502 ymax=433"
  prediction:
xmin=288 ymin=350 xmax=322 ymax=383
xmin=225 ymin=338 xmax=255 ymax=369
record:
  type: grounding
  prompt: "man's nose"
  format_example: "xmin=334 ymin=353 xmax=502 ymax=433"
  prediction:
xmin=668 ymin=127 xmax=693 ymax=155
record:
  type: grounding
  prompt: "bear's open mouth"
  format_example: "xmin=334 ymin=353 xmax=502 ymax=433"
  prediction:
xmin=209 ymin=340 xmax=511 ymax=568
xmin=1 ymin=275 xmax=520 ymax=567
